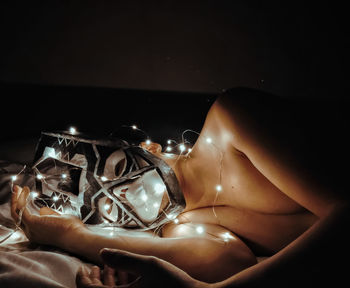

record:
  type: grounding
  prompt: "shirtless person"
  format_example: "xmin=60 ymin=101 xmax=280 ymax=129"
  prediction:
xmin=11 ymin=87 xmax=349 ymax=287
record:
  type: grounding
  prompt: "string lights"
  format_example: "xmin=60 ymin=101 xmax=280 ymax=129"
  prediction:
xmin=7 ymin=124 xmax=233 ymax=244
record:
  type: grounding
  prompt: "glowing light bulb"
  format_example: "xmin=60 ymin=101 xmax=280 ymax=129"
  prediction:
xmin=101 ymin=176 xmax=108 ymax=182
xmin=174 ymin=218 xmax=179 ymax=224
xmin=132 ymin=125 xmax=137 ymax=129
xmin=153 ymin=202 xmax=160 ymax=208
xmin=36 ymin=174 xmax=43 ymax=180
xmin=31 ymin=191 xmax=39 ymax=198
xmin=104 ymin=204 xmax=111 ymax=210
xmin=216 ymin=185 xmax=222 ymax=192
xmin=53 ymin=195 xmax=59 ymax=202
xmin=145 ymin=139 xmax=151 ymax=145
xmin=11 ymin=175 xmax=17 ymax=181
xmin=61 ymin=173 xmax=67 ymax=179
xmin=166 ymin=146 xmax=172 ymax=152
xmin=69 ymin=127 xmax=77 ymax=135
xmin=179 ymin=144 xmax=186 ymax=152
xmin=141 ymin=194 xmax=148 ymax=201
xmin=196 ymin=226 xmax=205 ymax=234
xmin=187 ymin=148 xmax=192 ymax=153
xmin=206 ymin=137 xmax=212 ymax=143
xmin=167 ymin=140 xmax=171 ymax=144
xmin=154 ymin=183 xmax=165 ymax=195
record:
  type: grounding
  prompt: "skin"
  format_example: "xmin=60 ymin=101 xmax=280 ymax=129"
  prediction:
xmin=11 ymin=87 xmax=350 ymax=287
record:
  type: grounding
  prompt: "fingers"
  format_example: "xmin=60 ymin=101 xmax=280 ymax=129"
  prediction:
xmin=76 ymin=266 xmax=93 ymax=287
xmin=117 ymin=270 xmax=129 ymax=286
xmin=100 ymin=248 xmax=153 ymax=275
xmin=11 ymin=185 xmax=32 ymax=225
xmin=90 ymin=266 xmax=103 ymax=285
xmin=17 ymin=186 xmax=32 ymax=221
xmin=103 ymin=265 xmax=116 ymax=286
xmin=11 ymin=185 xmax=21 ymax=222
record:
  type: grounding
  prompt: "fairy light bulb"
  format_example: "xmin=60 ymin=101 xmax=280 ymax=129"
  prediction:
xmin=179 ymin=144 xmax=186 ymax=152
xmin=141 ymin=194 xmax=148 ymax=201
xmin=174 ymin=218 xmax=179 ymax=224
xmin=188 ymin=148 xmax=192 ymax=153
xmin=36 ymin=174 xmax=43 ymax=180
xmin=167 ymin=140 xmax=172 ymax=144
xmin=31 ymin=191 xmax=39 ymax=198
xmin=69 ymin=127 xmax=77 ymax=135
xmin=61 ymin=173 xmax=67 ymax=179
xmin=11 ymin=175 xmax=17 ymax=181
xmin=216 ymin=185 xmax=222 ymax=192
xmin=196 ymin=225 xmax=205 ymax=234
xmin=145 ymin=139 xmax=151 ymax=145
xmin=104 ymin=204 xmax=111 ymax=210
xmin=101 ymin=176 xmax=108 ymax=182
xmin=132 ymin=125 xmax=137 ymax=130
xmin=206 ymin=137 xmax=212 ymax=144
xmin=166 ymin=146 xmax=172 ymax=152
xmin=53 ymin=195 xmax=59 ymax=202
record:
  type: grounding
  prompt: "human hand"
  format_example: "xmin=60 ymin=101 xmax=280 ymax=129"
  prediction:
xmin=76 ymin=248 xmax=209 ymax=288
xmin=11 ymin=185 xmax=87 ymax=249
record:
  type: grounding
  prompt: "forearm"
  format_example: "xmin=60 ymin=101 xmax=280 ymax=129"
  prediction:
xmin=213 ymin=204 xmax=350 ymax=288
xmin=63 ymin=229 xmax=167 ymax=265
xmin=62 ymin=227 xmax=254 ymax=283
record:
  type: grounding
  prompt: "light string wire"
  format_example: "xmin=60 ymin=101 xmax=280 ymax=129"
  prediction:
xmin=5 ymin=125 xmax=232 ymax=245
xmin=131 ymin=126 xmax=228 ymax=242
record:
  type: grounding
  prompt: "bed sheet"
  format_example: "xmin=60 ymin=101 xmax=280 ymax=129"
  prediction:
xmin=0 ymin=160 xmax=92 ymax=288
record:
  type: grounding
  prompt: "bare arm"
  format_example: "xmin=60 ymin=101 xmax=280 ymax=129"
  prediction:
xmin=64 ymin=223 xmax=256 ymax=283
xmin=11 ymin=186 xmax=255 ymax=284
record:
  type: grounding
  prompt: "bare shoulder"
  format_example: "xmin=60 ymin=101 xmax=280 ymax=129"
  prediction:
xmin=208 ymin=87 xmax=292 ymax=152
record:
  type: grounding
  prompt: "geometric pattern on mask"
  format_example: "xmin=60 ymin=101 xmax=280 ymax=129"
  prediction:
xmin=30 ymin=131 xmax=185 ymax=231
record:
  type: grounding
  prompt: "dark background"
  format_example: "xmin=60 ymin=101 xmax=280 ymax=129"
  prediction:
xmin=0 ymin=0 xmax=348 ymax=163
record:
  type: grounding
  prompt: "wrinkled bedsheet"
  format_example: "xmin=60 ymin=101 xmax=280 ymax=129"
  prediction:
xmin=0 ymin=160 xmax=93 ymax=288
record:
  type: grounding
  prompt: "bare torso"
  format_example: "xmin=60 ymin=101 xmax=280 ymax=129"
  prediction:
xmin=162 ymin=97 xmax=318 ymax=256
